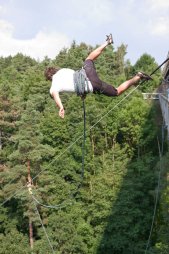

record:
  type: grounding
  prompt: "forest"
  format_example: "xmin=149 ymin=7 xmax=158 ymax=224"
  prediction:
xmin=0 ymin=41 xmax=169 ymax=254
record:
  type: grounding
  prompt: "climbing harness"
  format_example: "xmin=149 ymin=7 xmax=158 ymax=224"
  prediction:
xmin=74 ymin=68 xmax=90 ymax=97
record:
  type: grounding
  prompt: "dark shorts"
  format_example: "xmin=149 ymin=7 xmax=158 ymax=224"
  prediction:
xmin=83 ymin=59 xmax=118 ymax=97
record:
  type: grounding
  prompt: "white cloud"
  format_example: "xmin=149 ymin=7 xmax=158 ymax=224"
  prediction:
xmin=0 ymin=0 xmax=168 ymax=65
xmin=144 ymin=0 xmax=169 ymax=36
xmin=0 ymin=4 xmax=5 ymax=15
xmin=150 ymin=16 xmax=169 ymax=36
xmin=147 ymin=0 xmax=169 ymax=9
xmin=71 ymin=0 xmax=114 ymax=25
xmin=87 ymin=0 xmax=114 ymax=24
xmin=0 ymin=20 xmax=71 ymax=60
xmin=0 ymin=19 xmax=14 ymax=35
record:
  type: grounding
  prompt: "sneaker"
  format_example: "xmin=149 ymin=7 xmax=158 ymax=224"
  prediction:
xmin=137 ymin=71 xmax=153 ymax=81
xmin=106 ymin=33 xmax=113 ymax=44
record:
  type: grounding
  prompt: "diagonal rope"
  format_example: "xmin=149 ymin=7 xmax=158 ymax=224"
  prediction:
xmin=1 ymin=186 xmax=28 ymax=206
xmin=32 ymin=197 xmax=55 ymax=253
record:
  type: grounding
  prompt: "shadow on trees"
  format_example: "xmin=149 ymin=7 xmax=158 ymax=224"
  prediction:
xmin=96 ymin=100 xmax=167 ymax=254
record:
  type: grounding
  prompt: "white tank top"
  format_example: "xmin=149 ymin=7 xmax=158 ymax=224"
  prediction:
xmin=50 ymin=68 xmax=93 ymax=95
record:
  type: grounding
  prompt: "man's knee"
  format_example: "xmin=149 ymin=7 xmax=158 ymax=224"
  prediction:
xmin=101 ymin=83 xmax=118 ymax=96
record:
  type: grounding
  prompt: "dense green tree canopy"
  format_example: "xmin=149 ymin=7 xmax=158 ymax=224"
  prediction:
xmin=0 ymin=42 xmax=168 ymax=254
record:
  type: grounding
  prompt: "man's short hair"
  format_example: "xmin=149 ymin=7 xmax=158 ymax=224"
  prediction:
xmin=44 ymin=67 xmax=60 ymax=81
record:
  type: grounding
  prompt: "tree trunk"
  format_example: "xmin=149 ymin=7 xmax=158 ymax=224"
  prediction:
xmin=27 ymin=160 xmax=34 ymax=249
xmin=0 ymin=130 xmax=2 ymax=150
xmin=29 ymin=218 xmax=34 ymax=249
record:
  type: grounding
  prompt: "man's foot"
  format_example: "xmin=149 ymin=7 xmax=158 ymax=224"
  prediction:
xmin=106 ymin=33 xmax=113 ymax=45
xmin=137 ymin=71 xmax=153 ymax=81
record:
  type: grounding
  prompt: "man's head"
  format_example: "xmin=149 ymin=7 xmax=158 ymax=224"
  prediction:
xmin=44 ymin=67 xmax=60 ymax=81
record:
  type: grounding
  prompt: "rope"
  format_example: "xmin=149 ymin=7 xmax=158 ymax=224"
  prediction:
xmin=1 ymin=57 xmax=169 ymax=207
xmin=149 ymin=57 xmax=169 ymax=77
xmin=144 ymin=134 xmax=164 ymax=253
xmin=75 ymin=98 xmax=86 ymax=190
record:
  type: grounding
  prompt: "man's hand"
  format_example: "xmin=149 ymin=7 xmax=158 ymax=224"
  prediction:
xmin=59 ymin=107 xmax=65 ymax=118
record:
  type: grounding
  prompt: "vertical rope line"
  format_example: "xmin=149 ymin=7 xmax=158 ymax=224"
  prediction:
xmin=145 ymin=136 xmax=163 ymax=253
xmin=74 ymin=98 xmax=86 ymax=193
xmin=81 ymin=98 xmax=86 ymax=180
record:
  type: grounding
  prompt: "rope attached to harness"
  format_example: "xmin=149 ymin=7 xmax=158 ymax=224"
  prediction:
xmin=74 ymin=97 xmax=86 ymax=193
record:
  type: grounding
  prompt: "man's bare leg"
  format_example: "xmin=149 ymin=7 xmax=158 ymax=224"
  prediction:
xmin=116 ymin=75 xmax=141 ymax=95
xmin=86 ymin=34 xmax=113 ymax=61
xmin=86 ymin=41 xmax=109 ymax=61
xmin=116 ymin=71 xmax=153 ymax=95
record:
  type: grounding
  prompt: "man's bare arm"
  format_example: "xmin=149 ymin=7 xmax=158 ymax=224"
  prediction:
xmin=52 ymin=91 xmax=65 ymax=118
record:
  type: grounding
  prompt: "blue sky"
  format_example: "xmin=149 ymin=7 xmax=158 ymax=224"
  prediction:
xmin=0 ymin=0 xmax=168 ymax=65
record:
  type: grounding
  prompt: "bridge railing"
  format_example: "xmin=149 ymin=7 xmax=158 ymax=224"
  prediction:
xmin=142 ymin=93 xmax=169 ymax=139
xmin=159 ymin=94 xmax=169 ymax=139
xmin=142 ymin=93 xmax=160 ymax=100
